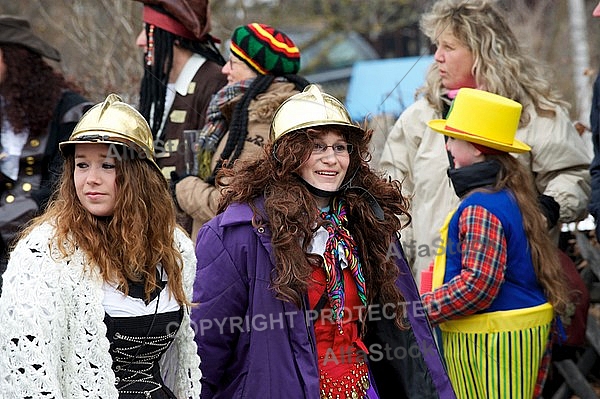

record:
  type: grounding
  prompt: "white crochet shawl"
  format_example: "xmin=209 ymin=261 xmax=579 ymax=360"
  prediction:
xmin=0 ymin=222 xmax=202 ymax=398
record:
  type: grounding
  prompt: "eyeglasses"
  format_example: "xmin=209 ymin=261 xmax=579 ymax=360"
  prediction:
xmin=312 ymin=142 xmax=353 ymax=155
xmin=228 ymin=56 xmax=245 ymax=69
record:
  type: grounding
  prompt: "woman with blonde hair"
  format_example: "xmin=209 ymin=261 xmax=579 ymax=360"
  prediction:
xmin=0 ymin=94 xmax=202 ymax=398
xmin=379 ymin=0 xmax=590 ymax=285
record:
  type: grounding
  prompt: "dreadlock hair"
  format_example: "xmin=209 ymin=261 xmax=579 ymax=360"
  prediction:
xmin=139 ymin=25 xmax=173 ymax=137
xmin=206 ymin=73 xmax=310 ymax=184
xmin=138 ymin=22 xmax=226 ymax=137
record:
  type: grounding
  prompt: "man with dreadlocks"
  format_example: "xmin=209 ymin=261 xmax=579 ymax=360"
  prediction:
xmin=134 ymin=0 xmax=227 ymax=232
xmin=175 ymin=23 xmax=309 ymax=242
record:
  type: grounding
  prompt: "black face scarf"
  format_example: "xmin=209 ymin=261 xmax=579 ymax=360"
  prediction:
xmin=447 ymin=159 xmax=501 ymax=198
xmin=295 ymin=171 xmax=386 ymax=221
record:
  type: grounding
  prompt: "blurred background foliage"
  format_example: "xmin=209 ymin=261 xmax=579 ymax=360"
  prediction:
xmin=1 ymin=0 xmax=599 ymax=123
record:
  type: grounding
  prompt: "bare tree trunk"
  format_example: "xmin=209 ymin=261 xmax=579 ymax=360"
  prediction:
xmin=568 ymin=0 xmax=592 ymax=123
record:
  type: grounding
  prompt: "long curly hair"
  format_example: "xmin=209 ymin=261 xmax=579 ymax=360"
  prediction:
xmin=0 ymin=44 xmax=83 ymax=136
xmin=22 ymin=149 xmax=188 ymax=305
xmin=486 ymin=154 xmax=570 ymax=317
xmin=419 ymin=0 xmax=568 ymax=124
xmin=217 ymin=126 xmax=411 ymax=326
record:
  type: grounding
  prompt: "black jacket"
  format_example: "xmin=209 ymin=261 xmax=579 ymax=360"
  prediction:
xmin=0 ymin=90 xmax=92 ymax=293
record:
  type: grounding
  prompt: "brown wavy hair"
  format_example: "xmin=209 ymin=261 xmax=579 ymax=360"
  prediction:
xmin=0 ymin=44 xmax=84 ymax=136
xmin=22 ymin=150 xmax=188 ymax=305
xmin=217 ymin=126 xmax=411 ymax=326
xmin=486 ymin=154 xmax=570 ymax=317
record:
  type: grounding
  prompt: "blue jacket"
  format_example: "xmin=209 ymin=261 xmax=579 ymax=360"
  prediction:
xmin=191 ymin=198 xmax=456 ymax=399
xmin=445 ymin=190 xmax=547 ymax=312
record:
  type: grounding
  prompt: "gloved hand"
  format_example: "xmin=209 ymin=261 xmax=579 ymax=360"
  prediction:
xmin=170 ymin=171 xmax=190 ymax=210
xmin=538 ymin=194 xmax=560 ymax=229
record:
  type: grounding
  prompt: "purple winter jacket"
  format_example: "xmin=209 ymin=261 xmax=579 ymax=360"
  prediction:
xmin=191 ymin=199 xmax=456 ymax=399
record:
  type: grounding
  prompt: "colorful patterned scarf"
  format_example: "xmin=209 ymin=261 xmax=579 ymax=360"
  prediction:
xmin=321 ymin=197 xmax=367 ymax=332
xmin=196 ymin=78 xmax=255 ymax=180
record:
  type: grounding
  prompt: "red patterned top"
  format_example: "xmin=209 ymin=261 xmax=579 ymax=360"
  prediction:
xmin=308 ymin=266 xmax=370 ymax=397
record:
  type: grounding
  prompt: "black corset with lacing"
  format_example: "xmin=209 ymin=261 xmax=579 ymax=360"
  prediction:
xmin=104 ymin=308 xmax=183 ymax=398
xmin=104 ymin=271 xmax=183 ymax=399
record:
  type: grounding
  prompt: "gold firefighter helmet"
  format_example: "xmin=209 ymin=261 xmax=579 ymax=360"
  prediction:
xmin=59 ymin=93 xmax=160 ymax=173
xmin=270 ymin=84 xmax=364 ymax=142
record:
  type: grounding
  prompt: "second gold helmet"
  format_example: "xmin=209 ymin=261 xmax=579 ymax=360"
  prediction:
xmin=270 ymin=84 xmax=363 ymax=142
xmin=59 ymin=94 xmax=160 ymax=172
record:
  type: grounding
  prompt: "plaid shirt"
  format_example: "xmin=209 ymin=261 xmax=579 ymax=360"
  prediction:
xmin=421 ymin=204 xmax=506 ymax=324
xmin=421 ymin=203 xmax=552 ymax=397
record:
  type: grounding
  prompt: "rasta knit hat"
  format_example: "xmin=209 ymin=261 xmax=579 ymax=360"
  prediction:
xmin=230 ymin=23 xmax=300 ymax=76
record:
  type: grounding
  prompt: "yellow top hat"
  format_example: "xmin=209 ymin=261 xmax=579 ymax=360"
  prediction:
xmin=428 ymin=88 xmax=530 ymax=153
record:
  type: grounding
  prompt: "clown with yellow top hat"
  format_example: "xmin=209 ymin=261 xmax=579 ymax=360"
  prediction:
xmin=420 ymin=88 xmax=571 ymax=398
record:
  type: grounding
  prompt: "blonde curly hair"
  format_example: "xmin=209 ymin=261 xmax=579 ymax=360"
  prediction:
xmin=419 ymin=0 xmax=568 ymax=125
